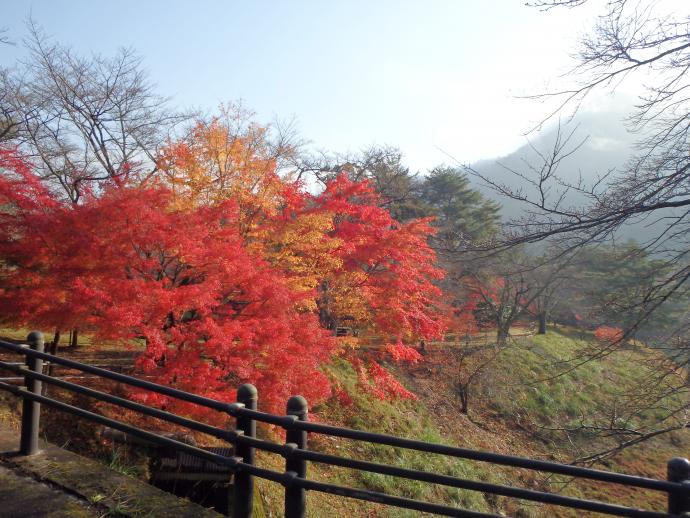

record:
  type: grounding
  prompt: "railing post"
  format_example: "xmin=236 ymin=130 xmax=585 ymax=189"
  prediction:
xmin=284 ymin=395 xmax=308 ymax=518
xmin=233 ymin=384 xmax=257 ymax=518
xmin=668 ymin=457 xmax=690 ymax=515
xmin=19 ymin=331 xmax=44 ymax=456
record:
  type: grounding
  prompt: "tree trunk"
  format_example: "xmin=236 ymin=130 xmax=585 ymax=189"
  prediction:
xmin=537 ymin=312 xmax=547 ymax=334
xmin=70 ymin=328 xmax=79 ymax=348
xmin=457 ymin=383 xmax=469 ymax=414
xmin=49 ymin=329 xmax=60 ymax=355
xmin=43 ymin=329 xmax=60 ymax=396
xmin=496 ymin=325 xmax=509 ymax=347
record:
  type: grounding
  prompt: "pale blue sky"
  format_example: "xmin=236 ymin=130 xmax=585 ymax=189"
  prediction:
xmin=2 ymin=1 xmax=623 ymax=170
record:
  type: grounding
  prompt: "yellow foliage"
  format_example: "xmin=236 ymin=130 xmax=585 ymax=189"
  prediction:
xmin=158 ymin=108 xmax=285 ymax=236
xmin=263 ymin=211 xmax=343 ymax=309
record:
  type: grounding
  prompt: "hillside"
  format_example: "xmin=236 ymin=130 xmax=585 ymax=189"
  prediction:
xmin=470 ymin=106 xmax=635 ymax=220
xmin=254 ymin=329 xmax=689 ymax=517
xmin=1 ymin=328 xmax=687 ymax=517
xmin=467 ymin=105 xmax=682 ymax=245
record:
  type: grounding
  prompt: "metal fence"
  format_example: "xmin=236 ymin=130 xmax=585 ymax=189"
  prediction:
xmin=0 ymin=332 xmax=689 ymax=518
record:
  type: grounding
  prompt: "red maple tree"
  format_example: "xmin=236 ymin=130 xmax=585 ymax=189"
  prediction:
xmin=0 ymin=146 xmax=445 ymax=413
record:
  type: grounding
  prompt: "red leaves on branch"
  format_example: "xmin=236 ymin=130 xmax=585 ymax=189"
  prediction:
xmin=383 ymin=342 xmax=423 ymax=364
xmin=352 ymin=357 xmax=417 ymax=401
xmin=306 ymin=174 xmax=446 ymax=342
xmin=0 ymin=149 xmax=334 ymax=413
xmin=594 ymin=326 xmax=624 ymax=344
xmin=0 ymin=145 xmax=445 ymax=413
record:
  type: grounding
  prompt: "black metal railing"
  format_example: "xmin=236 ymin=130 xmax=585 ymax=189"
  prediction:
xmin=0 ymin=332 xmax=689 ymax=517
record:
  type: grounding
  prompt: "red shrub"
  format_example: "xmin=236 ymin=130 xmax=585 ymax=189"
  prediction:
xmin=594 ymin=326 xmax=624 ymax=344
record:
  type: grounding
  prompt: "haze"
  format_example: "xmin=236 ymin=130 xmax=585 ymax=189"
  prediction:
xmin=0 ymin=0 xmax=628 ymax=170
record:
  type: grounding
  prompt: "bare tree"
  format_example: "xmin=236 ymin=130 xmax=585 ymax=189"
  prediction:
xmin=464 ymin=0 xmax=690 ymax=338
xmin=527 ymin=261 xmax=568 ymax=335
xmin=482 ymin=0 xmax=690 ymax=257
xmin=297 ymin=145 xmax=423 ymax=218
xmin=3 ymin=23 xmax=187 ymax=203
xmin=459 ymin=250 xmax=567 ymax=345
xmin=463 ymin=0 xmax=690 ymax=460
xmin=0 ymin=68 xmax=22 ymax=142
xmin=453 ymin=340 xmax=502 ymax=415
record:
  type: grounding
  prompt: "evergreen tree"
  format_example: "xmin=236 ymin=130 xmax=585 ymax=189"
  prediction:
xmin=419 ymin=166 xmax=501 ymax=252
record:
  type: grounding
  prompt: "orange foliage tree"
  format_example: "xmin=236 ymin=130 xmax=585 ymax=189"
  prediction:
xmin=0 ymin=111 xmax=446 ymax=411
xmin=157 ymin=115 xmax=448 ymax=402
xmin=157 ymin=105 xmax=287 ymax=230
xmin=158 ymin=114 xmax=447 ymax=344
xmin=594 ymin=326 xmax=624 ymax=344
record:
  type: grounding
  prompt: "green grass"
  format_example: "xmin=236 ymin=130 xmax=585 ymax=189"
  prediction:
xmin=106 ymin=446 xmax=145 ymax=479
xmin=456 ymin=329 xmax=690 ymax=515
xmin=307 ymin=330 xmax=689 ymax=517
xmin=483 ymin=331 xmax=685 ymax=439
xmin=305 ymin=358 xmax=492 ymax=517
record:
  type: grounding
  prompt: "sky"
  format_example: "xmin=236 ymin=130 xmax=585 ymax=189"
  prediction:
xmin=0 ymin=1 xmax=646 ymax=171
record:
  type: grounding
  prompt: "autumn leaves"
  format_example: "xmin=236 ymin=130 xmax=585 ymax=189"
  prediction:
xmin=0 ymin=114 xmax=445 ymax=413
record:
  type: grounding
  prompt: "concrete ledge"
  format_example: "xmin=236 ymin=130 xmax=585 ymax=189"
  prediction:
xmin=0 ymin=464 xmax=98 ymax=517
xmin=0 ymin=427 xmax=222 ymax=518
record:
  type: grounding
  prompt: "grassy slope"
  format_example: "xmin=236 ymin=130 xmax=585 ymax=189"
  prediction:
xmin=277 ymin=329 xmax=690 ymax=517
xmin=480 ymin=329 xmax=690 ymax=516
xmin=254 ymin=357 xmax=492 ymax=517
xmin=2 ymin=327 xmax=688 ymax=516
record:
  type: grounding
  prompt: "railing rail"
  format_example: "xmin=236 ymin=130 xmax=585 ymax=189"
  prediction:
xmin=0 ymin=332 xmax=688 ymax=517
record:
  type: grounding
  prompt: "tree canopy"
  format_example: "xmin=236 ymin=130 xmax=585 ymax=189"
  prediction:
xmin=0 ymin=120 xmax=446 ymax=413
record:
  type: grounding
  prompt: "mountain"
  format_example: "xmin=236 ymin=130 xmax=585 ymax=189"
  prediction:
xmin=470 ymin=106 xmax=637 ymax=219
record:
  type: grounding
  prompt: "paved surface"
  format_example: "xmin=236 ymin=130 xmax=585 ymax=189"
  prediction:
xmin=0 ymin=464 xmax=98 ymax=517
xmin=0 ymin=424 xmax=223 ymax=517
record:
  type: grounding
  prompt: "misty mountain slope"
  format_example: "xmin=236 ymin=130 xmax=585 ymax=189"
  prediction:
xmin=468 ymin=107 xmax=673 ymax=244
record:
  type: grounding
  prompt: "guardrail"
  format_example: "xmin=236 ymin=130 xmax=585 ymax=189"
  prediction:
xmin=0 ymin=332 xmax=689 ymax=517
